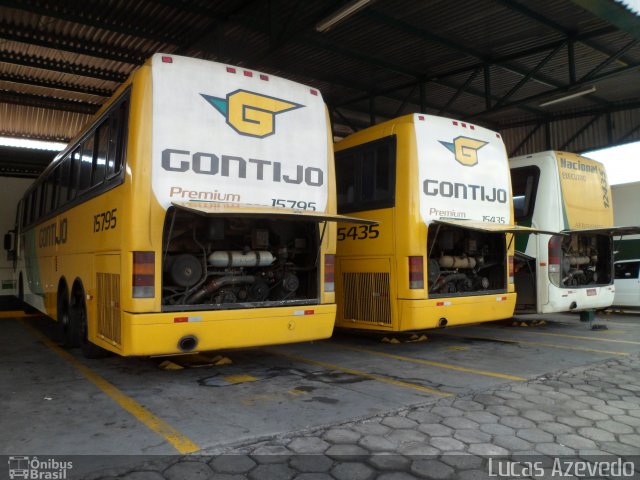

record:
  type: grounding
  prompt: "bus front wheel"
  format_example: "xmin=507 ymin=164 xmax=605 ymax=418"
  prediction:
xmin=71 ymin=286 xmax=108 ymax=359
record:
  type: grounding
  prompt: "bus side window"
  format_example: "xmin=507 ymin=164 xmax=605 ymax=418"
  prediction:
xmin=107 ymin=99 xmax=129 ymax=179
xmin=22 ymin=194 xmax=30 ymax=228
xmin=336 ymin=135 xmax=396 ymax=214
xmin=93 ymin=121 xmax=109 ymax=187
xmin=45 ymin=167 xmax=58 ymax=215
xmin=57 ymin=156 xmax=71 ymax=207
xmin=510 ymin=166 xmax=540 ymax=222
xmin=69 ymin=146 xmax=82 ymax=201
xmin=79 ymin=134 xmax=95 ymax=193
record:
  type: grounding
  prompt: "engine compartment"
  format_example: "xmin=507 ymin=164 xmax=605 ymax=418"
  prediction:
xmin=427 ymin=224 xmax=506 ymax=297
xmin=161 ymin=208 xmax=320 ymax=310
xmin=552 ymin=233 xmax=612 ymax=287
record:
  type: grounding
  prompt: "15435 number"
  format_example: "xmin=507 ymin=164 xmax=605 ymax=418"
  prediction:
xmin=337 ymin=225 xmax=379 ymax=241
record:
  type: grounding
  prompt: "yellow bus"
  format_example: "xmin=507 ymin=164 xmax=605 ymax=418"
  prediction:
xmin=4 ymin=54 xmax=368 ymax=357
xmin=333 ymin=114 xmax=547 ymax=332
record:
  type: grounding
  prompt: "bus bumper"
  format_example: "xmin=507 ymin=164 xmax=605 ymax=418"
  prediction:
xmin=542 ymin=285 xmax=615 ymax=314
xmin=115 ymin=304 xmax=336 ymax=356
xmin=398 ymin=293 xmax=516 ymax=331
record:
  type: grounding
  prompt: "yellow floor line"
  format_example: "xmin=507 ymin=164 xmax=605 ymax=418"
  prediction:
xmin=264 ymin=349 xmax=452 ymax=397
xmin=334 ymin=344 xmax=526 ymax=381
xmin=496 ymin=329 xmax=640 ymax=346
xmin=20 ymin=320 xmax=200 ymax=454
xmin=439 ymin=332 xmax=630 ymax=356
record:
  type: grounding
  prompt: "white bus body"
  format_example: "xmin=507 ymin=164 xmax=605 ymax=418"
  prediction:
xmin=510 ymin=151 xmax=640 ymax=314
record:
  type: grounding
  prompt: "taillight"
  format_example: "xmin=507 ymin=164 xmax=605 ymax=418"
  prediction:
xmin=548 ymin=236 xmax=562 ymax=286
xmin=133 ymin=251 xmax=155 ymax=298
xmin=508 ymin=255 xmax=514 ymax=284
xmin=324 ymin=254 xmax=335 ymax=292
xmin=409 ymin=256 xmax=424 ymax=289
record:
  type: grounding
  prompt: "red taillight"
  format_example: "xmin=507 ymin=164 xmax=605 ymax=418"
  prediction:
xmin=409 ymin=256 xmax=424 ymax=289
xmin=548 ymin=236 xmax=562 ymax=286
xmin=324 ymin=254 xmax=335 ymax=292
xmin=133 ymin=251 xmax=155 ymax=298
xmin=161 ymin=56 xmax=173 ymax=63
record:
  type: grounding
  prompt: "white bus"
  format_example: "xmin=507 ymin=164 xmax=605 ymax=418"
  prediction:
xmin=510 ymin=151 xmax=640 ymax=314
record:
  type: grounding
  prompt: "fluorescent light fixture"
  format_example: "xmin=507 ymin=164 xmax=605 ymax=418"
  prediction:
xmin=539 ymin=86 xmax=596 ymax=107
xmin=315 ymin=0 xmax=374 ymax=33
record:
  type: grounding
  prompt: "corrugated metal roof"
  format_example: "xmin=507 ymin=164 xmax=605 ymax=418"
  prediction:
xmin=0 ymin=0 xmax=638 ymax=174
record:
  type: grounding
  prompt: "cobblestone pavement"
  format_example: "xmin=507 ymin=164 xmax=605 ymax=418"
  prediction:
xmin=86 ymin=355 xmax=640 ymax=480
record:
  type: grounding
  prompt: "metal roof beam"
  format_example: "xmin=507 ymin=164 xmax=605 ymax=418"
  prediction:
xmin=437 ymin=68 xmax=481 ymax=115
xmin=0 ymin=19 xmax=147 ymax=64
xmin=509 ymin=121 xmax=545 ymax=157
xmin=499 ymin=98 xmax=640 ymax=129
xmin=0 ymin=71 xmax=113 ymax=97
xmin=0 ymin=51 xmax=128 ymax=83
xmin=497 ymin=0 xmax=635 ymax=65
xmin=363 ymin=9 xmax=564 ymax=90
xmin=559 ymin=113 xmax=603 ymax=150
xmin=466 ymin=61 xmax=640 ymax=121
xmin=494 ymin=41 xmax=566 ymax=108
xmin=0 ymin=89 xmax=99 ymax=115
xmin=582 ymin=39 xmax=639 ymax=81
xmin=571 ymin=0 xmax=640 ymax=42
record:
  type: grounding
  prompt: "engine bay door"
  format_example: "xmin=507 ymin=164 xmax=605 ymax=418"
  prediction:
xmin=560 ymin=226 xmax=640 ymax=237
xmin=432 ymin=218 xmax=561 ymax=236
xmin=172 ymin=201 xmax=378 ymax=225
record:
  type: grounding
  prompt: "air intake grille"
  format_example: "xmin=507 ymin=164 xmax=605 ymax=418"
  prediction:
xmin=97 ymin=272 xmax=121 ymax=345
xmin=342 ymin=272 xmax=391 ymax=325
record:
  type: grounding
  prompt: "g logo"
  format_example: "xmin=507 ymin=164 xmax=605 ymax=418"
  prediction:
xmin=439 ymin=136 xmax=488 ymax=167
xmin=201 ymin=90 xmax=303 ymax=138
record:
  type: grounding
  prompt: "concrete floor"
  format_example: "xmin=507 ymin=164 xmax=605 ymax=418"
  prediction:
xmin=2 ymin=311 xmax=640 ymax=460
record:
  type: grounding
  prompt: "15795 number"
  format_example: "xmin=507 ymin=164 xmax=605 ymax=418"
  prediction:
xmin=337 ymin=225 xmax=379 ymax=241
xmin=93 ymin=208 xmax=117 ymax=232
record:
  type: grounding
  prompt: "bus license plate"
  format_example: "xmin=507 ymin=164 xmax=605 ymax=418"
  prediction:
xmin=587 ymin=289 xmax=597 ymax=296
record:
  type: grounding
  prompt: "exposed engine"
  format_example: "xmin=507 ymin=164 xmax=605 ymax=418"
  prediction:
xmin=161 ymin=208 xmax=319 ymax=310
xmin=556 ymin=234 xmax=612 ymax=287
xmin=427 ymin=224 xmax=506 ymax=296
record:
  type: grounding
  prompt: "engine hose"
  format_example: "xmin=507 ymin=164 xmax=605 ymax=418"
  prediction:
xmin=429 ymin=273 xmax=468 ymax=293
xmin=187 ymin=275 xmax=255 ymax=304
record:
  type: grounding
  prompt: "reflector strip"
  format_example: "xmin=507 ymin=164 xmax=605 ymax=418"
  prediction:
xmin=174 ymin=316 xmax=203 ymax=323
xmin=496 ymin=296 xmax=508 ymax=302
xmin=436 ymin=301 xmax=452 ymax=306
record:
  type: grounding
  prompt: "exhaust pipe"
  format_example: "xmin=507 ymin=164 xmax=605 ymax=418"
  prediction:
xmin=178 ymin=335 xmax=198 ymax=352
xmin=438 ymin=318 xmax=448 ymax=328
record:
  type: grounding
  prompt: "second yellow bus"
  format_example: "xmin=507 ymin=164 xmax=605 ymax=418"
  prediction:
xmin=334 ymin=114 xmax=547 ymax=332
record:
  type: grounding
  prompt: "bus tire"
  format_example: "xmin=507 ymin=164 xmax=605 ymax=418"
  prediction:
xmin=71 ymin=283 xmax=109 ymax=359
xmin=58 ymin=282 xmax=78 ymax=348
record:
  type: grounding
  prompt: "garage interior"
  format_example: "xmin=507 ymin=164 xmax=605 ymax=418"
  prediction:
xmin=1 ymin=1 xmax=640 ymax=478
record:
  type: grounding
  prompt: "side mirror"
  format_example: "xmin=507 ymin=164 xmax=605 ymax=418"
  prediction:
xmin=4 ymin=231 xmax=13 ymax=251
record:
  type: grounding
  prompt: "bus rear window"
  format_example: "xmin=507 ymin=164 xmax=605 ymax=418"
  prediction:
xmin=336 ymin=135 xmax=396 ymax=214
xmin=511 ymin=165 xmax=540 ymax=222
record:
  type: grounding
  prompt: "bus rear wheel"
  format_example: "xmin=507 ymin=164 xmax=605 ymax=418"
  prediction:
xmin=58 ymin=286 xmax=78 ymax=348
xmin=71 ymin=287 xmax=108 ymax=359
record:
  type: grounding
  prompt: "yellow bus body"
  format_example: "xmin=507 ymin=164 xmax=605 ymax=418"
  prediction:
xmin=334 ymin=115 xmax=517 ymax=332
xmin=15 ymin=55 xmax=346 ymax=356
